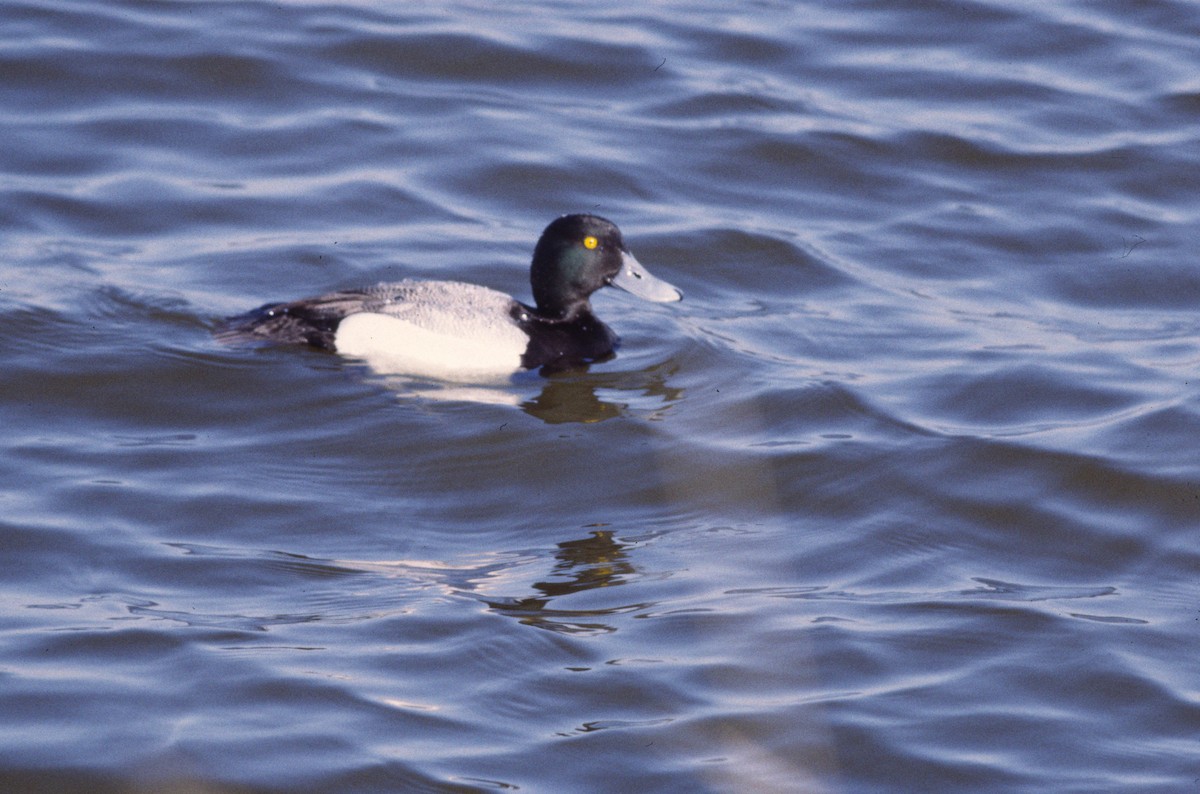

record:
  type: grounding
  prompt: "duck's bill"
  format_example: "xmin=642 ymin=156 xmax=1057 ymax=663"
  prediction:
xmin=610 ymin=251 xmax=683 ymax=302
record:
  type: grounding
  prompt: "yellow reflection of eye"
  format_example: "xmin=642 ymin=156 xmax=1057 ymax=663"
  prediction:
xmin=583 ymin=236 xmax=598 ymax=250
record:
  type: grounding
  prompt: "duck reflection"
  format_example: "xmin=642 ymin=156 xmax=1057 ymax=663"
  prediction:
xmin=520 ymin=363 xmax=683 ymax=424
xmin=379 ymin=359 xmax=683 ymax=424
xmin=520 ymin=376 xmax=622 ymax=423
xmin=482 ymin=530 xmax=644 ymax=634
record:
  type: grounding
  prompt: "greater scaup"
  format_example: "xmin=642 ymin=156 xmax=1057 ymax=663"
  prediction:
xmin=222 ymin=214 xmax=682 ymax=378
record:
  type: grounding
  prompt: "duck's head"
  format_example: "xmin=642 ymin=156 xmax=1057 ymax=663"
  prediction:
xmin=530 ymin=214 xmax=682 ymax=319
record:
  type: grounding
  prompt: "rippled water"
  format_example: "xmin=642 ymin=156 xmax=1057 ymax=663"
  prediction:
xmin=2 ymin=0 xmax=1199 ymax=791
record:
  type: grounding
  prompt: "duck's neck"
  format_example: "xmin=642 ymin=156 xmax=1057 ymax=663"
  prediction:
xmin=534 ymin=299 xmax=592 ymax=323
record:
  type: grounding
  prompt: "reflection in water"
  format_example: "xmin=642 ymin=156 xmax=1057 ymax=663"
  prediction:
xmin=481 ymin=530 xmax=644 ymax=635
xmin=521 ymin=363 xmax=684 ymax=424
xmin=521 ymin=377 xmax=622 ymax=423
xmin=377 ymin=360 xmax=684 ymax=424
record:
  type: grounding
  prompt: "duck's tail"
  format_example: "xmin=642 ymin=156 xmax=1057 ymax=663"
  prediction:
xmin=215 ymin=299 xmax=341 ymax=350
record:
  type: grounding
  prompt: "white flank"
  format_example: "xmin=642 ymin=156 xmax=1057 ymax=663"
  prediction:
xmin=335 ymin=312 xmax=526 ymax=380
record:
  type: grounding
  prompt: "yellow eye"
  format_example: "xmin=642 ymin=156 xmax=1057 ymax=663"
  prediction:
xmin=583 ymin=236 xmax=598 ymax=250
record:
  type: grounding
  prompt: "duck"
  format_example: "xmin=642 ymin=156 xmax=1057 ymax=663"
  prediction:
xmin=221 ymin=214 xmax=682 ymax=378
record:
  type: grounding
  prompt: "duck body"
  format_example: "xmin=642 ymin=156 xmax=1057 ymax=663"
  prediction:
xmin=222 ymin=214 xmax=681 ymax=378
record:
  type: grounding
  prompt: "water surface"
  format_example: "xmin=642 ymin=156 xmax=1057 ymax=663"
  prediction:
xmin=2 ymin=0 xmax=1199 ymax=791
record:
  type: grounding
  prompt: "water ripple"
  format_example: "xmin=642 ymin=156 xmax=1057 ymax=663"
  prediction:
xmin=2 ymin=0 xmax=1199 ymax=791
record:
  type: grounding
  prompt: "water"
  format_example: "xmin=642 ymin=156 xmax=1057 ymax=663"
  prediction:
xmin=2 ymin=0 xmax=1199 ymax=791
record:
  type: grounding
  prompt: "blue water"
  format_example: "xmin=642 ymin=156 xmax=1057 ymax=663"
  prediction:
xmin=2 ymin=0 xmax=1199 ymax=791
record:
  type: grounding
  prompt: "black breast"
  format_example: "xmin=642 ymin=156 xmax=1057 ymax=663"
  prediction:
xmin=513 ymin=304 xmax=619 ymax=372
